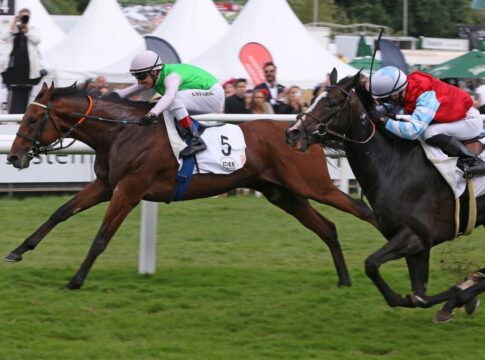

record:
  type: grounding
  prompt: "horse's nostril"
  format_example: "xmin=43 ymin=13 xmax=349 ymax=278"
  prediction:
xmin=7 ymin=155 xmax=18 ymax=165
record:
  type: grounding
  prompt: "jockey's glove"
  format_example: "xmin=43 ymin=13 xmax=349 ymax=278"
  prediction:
xmin=379 ymin=116 xmax=389 ymax=126
xmin=139 ymin=113 xmax=157 ymax=126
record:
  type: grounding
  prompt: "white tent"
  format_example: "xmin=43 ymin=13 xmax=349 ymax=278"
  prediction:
xmin=17 ymin=0 xmax=66 ymax=53
xmin=192 ymin=0 xmax=357 ymax=89
xmin=42 ymin=0 xmax=144 ymax=83
xmin=151 ymin=0 xmax=229 ymax=62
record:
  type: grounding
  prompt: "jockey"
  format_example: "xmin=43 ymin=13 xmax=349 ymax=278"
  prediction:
xmin=115 ymin=50 xmax=224 ymax=158
xmin=371 ymin=66 xmax=485 ymax=178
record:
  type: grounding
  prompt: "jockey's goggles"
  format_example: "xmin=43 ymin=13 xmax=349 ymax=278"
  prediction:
xmin=132 ymin=71 xmax=150 ymax=80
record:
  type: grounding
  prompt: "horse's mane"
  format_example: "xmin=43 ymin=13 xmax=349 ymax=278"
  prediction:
xmin=36 ymin=82 xmax=153 ymax=110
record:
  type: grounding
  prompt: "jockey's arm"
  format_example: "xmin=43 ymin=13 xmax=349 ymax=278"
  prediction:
xmin=384 ymin=90 xmax=440 ymax=140
xmin=149 ymin=73 xmax=181 ymax=116
xmin=115 ymin=84 xmax=145 ymax=98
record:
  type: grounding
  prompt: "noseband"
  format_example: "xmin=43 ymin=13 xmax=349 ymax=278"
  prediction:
xmin=16 ymin=96 xmax=93 ymax=158
xmin=297 ymin=85 xmax=375 ymax=145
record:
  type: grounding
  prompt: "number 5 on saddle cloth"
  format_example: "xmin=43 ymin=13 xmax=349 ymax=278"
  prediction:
xmin=165 ymin=113 xmax=246 ymax=201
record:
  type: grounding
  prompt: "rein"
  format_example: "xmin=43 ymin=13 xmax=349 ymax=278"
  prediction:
xmin=300 ymin=85 xmax=376 ymax=145
xmin=17 ymin=95 xmax=94 ymax=157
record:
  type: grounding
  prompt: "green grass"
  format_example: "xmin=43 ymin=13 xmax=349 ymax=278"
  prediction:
xmin=0 ymin=194 xmax=484 ymax=359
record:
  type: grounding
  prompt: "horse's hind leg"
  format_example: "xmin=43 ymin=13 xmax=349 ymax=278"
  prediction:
xmin=256 ymin=184 xmax=351 ymax=287
xmin=309 ymin=188 xmax=378 ymax=228
xmin=64 ymin=178 xmax=144 ymax=290
xmin=435 ymin=275 xmax=485 ymax=323
xmin=4 ymin=179 xmax=112 ymax=262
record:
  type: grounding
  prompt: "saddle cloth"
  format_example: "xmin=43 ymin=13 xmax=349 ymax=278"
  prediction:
xmin=164 ymin=112 xmax=247 ymax=174
xmin=419 ymin=138 xmax=485 ymax=199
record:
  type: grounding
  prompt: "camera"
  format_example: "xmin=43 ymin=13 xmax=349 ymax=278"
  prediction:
xmin=20 ymin=15 xmax=29 ymax=24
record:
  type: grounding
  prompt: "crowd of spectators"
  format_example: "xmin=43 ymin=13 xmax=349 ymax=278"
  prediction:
xmin=222 ymin=61 xmax=309 ymax=116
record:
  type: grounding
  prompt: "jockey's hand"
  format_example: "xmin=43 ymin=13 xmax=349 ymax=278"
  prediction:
xmin=139 ymin=113 xmax=157 ymax=126
xmin=384 ymin=110 xmax=397 ymax=120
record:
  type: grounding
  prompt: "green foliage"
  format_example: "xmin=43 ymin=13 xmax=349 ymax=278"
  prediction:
xmin=41 ymin=0 xmax=79 ymax=15
xmin=40 ymin=0 xmax=484 ymax=37
xmin=288 ymin=0 xmax=348 ymax=23
xmin=0 ymin=195 xmax=484 ymax=358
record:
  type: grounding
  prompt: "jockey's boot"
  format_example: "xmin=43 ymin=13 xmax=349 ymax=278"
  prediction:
xmin=426 ymin=134 xmax=485 ymax=178
xmin=179 ymin=122 xmax=206 ymax=158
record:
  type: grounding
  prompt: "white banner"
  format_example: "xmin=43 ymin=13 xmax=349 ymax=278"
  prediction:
xmin=0 ymin=154 xmax=95 ymax=183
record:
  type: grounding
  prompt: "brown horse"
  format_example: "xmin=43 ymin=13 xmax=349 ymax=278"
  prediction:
xmin=6 ymin=82 xmax=376 ymax=290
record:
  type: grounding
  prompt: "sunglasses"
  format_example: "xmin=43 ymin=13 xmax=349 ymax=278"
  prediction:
xmin=132 ymin=71 xmax=150 ymax=80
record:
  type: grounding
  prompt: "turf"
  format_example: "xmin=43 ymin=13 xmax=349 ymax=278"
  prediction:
xmin=0 ymin=195 xmax=484 ymax=359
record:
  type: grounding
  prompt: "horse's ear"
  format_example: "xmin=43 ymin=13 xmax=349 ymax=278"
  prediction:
xmin=41 ymin=82 xmax=48 ymax=91
xmin=351 ymin=70 xmax=363 ymax=87
xmin=49 ymin=81 xmax=54 ymax=90
xmin=329 ymin=68 xmax=338 ymax=85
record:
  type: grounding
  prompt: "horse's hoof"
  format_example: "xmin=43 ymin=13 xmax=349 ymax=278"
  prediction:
xmin=63 ymin=282 xmax=81 ymax=291
xmin=337 ymin=280 xmax=351 ymax=287
xmin=464 ymin=297 xmax=480 ymax=315
xmin=408 ymin=293 xmax=427 ymax=307
xmin=433 ymin=309 xmax=454 ymax=323
xmin=3 ymin=252 xmax=22 ymax=262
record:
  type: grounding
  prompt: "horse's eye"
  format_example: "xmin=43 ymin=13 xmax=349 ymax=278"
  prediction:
xmin=29 ymin=117 xmax=36 ymax=124
xmin=327 ymin=102 xmax=337 ymax=108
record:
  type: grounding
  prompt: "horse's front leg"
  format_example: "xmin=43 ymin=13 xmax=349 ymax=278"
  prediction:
xmin=404 ymin=250 xmax=430 ymax=306
xmin=4 ymin=179 xmax=112 ymax=263
xmin=64 ymin=177 xmax=147 ymax=290
xmin=365 ymin=228 xmax=426 ymax=307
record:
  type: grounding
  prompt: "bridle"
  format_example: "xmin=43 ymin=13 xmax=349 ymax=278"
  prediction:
xmin=297 ymin=85 xmax=375 ymax=145
xmin=16 ymin=95 xmax=93 ymax=158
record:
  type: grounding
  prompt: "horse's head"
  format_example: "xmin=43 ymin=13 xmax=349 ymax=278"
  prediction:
xmin=7 ymin=82 xmax=93 ymax=169
xmin=286 ymin=68 xmax=373 ymax=151
xmin=7 ymin=83 xmax=58 ymax=168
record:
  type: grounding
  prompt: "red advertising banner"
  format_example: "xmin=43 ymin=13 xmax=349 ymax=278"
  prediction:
xmin=239 ymin=42 xmax=273 ymax=85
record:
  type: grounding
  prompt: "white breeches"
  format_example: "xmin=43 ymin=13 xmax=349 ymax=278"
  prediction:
xmin=168 ymin=83 xmax=225 ymax=120
xmin=423 ymin=107 xmax=483 ymax=140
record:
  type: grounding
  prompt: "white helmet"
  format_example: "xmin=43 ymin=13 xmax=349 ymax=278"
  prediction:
xmin=371 ymin=66 xmax=408 ymax=98
xmin=129 ymin=50 xmax=163 ymax=74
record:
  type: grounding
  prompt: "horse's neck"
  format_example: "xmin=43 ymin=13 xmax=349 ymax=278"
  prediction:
xmin=62 ymin=101 xmax=127 ymax=151
xmin=344 ymin=118 xmax=399 ymax=196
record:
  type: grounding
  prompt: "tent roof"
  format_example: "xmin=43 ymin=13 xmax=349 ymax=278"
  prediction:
xmin=192 ymin=0 xmax=357 ymax=89
xmin=15 ymin=0 xmax=65 ymax=53
xmin=151 ymin=0 xmax=228 ymax=62
xmin=42 ymin=0 xmax=144 ymax=73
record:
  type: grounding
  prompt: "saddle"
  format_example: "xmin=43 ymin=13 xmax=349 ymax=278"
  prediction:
xmin=463 ymin=135 xmax=485 ymax=156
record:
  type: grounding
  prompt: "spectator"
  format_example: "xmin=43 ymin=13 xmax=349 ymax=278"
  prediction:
xmin=338 ymin=53 xmax=349 ymax=63
xmin=222 ymin=78 xmax=236 ymax=97
xmin=98 ymin=86 xmax=110 ymax=96
xmin=312 ymin=73 xmax=330 ymax=99
xmin=0 ymin=8 xmax=43 ymax=114
xmin=88 ymin=75 xmax=110 ymax=97
xmin=224 ymin=78 xmax=250 ymax=114
xmin=249 ymin=90 xmax=274 ymax=114
xmin=475 ymin=79 xmax=485 ymax=114
xmin=254 ymin=61 xmax=285 ymax=112
xmin=277 ymin=85 xmax=309 ymax=114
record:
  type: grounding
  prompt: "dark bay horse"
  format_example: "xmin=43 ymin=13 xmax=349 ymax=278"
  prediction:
xmin=6 ymin=82 xmax=376 ymax=290
xmin=286 ymin=69 xmax=485 ymax=322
